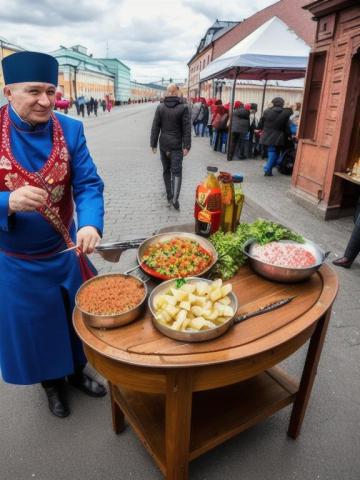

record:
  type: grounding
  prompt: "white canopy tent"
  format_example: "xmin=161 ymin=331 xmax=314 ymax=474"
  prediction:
xmin=199 ymin=16 xmax=310 ymax=159
xmin=200 ymin=16 xmax=310 ymax=83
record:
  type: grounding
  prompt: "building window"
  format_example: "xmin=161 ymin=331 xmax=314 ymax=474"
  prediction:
xmin=302 ymin=52 xmax=327 ymax=141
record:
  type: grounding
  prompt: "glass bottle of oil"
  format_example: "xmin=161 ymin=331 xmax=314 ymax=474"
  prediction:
xmin=218 ymin=172 xmax=234 ymax=233
xmin=232 ymin=174 xmax=244 ymax=231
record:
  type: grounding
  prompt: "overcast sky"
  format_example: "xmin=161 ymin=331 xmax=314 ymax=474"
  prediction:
xmin=0 ymin=0 xmax=277 ymax=83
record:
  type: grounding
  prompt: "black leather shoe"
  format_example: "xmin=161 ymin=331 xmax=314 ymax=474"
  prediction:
xmin=68 ymin=373 xmax=107 ymax=397
xmin=264 ymin=171 xmax=273 ymax=177
xmin=332 ymin=257 xmax=353 ymax=269
xmin=44 ymin=386 xmax=70 ymax=418
xmin=173 ymin=200 xmax=180 ymax=210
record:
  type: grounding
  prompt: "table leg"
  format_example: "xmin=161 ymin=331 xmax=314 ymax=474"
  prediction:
xmin=109 ymin=382 xmax=125 ymax=434
xmin=165 ymin=370 xmax=193 ymax=480
xmin=288 ymin=309 xmax=332 ymax=439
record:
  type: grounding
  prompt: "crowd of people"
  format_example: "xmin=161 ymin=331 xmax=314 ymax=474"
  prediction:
xmin=74 ymin=95 xmax=113 ymax=117
xmin=190 ymin=96 xmax=301 ymax=176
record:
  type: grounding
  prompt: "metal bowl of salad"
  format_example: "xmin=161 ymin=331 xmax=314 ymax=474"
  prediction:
xmin=243 ymin=238 xmax=329 ymax=283
xmin=137 ymin=232 xmax=218 ymax=281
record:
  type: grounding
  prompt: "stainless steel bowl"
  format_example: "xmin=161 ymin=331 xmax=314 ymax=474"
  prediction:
xmin=137 ymin=232 xmax=218 ymax=280
xmin=243 ymin=238 xmax=329 ymax=283
xmin=148 ymin=277 xmax=238 ymax=342
xmin=75 ymin=273 xmax=147 ymax=329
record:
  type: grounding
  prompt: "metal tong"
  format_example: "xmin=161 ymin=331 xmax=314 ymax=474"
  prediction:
xmin=57 ymin=237 xmax=146 ymax=262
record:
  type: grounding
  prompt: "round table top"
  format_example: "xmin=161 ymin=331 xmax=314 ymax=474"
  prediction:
xmin=73 ymin=263 xmax=338 ymax=369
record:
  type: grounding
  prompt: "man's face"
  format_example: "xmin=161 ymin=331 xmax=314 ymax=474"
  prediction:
xmin=4 ymin=82 xmax=56 ymax=124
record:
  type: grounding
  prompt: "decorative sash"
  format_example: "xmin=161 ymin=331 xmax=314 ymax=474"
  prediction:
xmin=0 ymin=105 xmax=95 ymax=280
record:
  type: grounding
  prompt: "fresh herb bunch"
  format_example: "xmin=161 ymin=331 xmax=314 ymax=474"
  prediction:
xmin=209 ymin=219 xmax=303 ymax=280
xmin=244 ymin=219 xmax=304 ymax=245
xmin=209 ymin=229 xmax=248 ymax=280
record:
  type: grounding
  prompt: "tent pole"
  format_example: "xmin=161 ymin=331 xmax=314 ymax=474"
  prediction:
xmin=226 ymin=68 xmax=240 ymax=161
xmin=260 ymin=78 xmax=268 ymax=115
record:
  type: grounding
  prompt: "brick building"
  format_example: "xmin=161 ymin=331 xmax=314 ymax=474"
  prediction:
xmin=187 ymin=0 xmax=316 ymax=99
xmin=188 ymin=21 xmax=239 ymax=98
xmin=291 ymin=0 xmax=360 ymax=219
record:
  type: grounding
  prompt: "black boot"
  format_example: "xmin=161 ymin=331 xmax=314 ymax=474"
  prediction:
xmin=163 ymin=170 xmax=172 ymax=207
xmin=172 ymin=175 xmax=182 ymax=210
xmin=343 ymin=223 xmax=360 ymax=264
xmin=332 ymin=257 xmax=353 ymax=269
xmin=68 ymin=372 xmax=107 ymax=398
xmin=42 ymin=379 xmax=70 ymax=418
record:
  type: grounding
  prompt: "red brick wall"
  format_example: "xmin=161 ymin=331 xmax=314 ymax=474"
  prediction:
xmin=212 ymin=0 xmax=316 ymax=59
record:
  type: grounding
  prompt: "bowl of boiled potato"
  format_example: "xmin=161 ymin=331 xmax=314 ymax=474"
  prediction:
xmin=148 ymin=277 xmax=238 ymax=342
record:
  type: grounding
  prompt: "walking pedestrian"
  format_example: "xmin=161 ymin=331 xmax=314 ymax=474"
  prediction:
xmin=228 ymin=101 xmax=250 ymax=160
xmin=85 ymin=97 xmax=91 ymax=116
xmin=191 ymin=98 xmax=203 ymax=136
xmin=207 ymin=99 xmax=214 ymax=143
xmin=150 ymin=83 xmax=191 ymax=210
xmin=0 ymin=51 xmax=105 ymax=418
xmin=212 ymin=100 xmax=228 ymax=153
xmin=77 ymin=95 xmax=85 ymax=117
xmin=199 ymin=98 xmax=209 ymax=137
xmin=333 ymin=197 xmax=360 ymax=269
xmin=94 ymin=98 xmax=98 ymax=117
xmin=257 ymin=97 xmax=292 ymax=176
xmin=247 ymin=103 xmax=259 ymax=158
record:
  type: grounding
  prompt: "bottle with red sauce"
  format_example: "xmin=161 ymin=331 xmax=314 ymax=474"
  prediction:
xmin=194 ymin=166 xmax=222 ymax=237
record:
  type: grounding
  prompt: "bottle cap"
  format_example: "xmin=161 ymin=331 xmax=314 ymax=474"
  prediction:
xmin=207 ymin=166 xmax=218 ymax=173
xmin=232 ymin=174 xmax=244 ymax=182
xmin=219 ymin=171 xmax=233 ymax=183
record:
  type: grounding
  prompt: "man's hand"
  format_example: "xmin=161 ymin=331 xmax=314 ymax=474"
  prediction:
xmin=9 ymin=186 xmax=48 ymax=213
xmin=183 ymin=148 xmax=189 ymax=157
xmin=152 ymin=147 xmax=157 ymax=154
xmin=77 ymin=226 xmax=101 ymax=254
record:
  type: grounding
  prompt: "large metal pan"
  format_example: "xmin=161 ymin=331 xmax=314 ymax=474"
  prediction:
xmin=148 ymin=277 xmax=238 ymax=342
xmin=243 ymin=238 xmax=330 ymax=283
xmin=136 ymin=232 xmax=218 ymax=281
xmin=75 ymin=273 xmax=148 ymax=329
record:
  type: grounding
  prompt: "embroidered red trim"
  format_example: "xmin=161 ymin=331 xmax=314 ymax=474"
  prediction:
xmin=0 ymin=105 xmax=74 ymax=247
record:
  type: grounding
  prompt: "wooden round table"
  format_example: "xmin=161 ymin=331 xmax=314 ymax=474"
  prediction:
xmin=74 ymin=264 xmax=338 ymax=480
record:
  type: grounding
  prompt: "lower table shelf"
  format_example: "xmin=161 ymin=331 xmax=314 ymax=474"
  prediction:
xmin=113 ymin=367 xmax=298 ymax=475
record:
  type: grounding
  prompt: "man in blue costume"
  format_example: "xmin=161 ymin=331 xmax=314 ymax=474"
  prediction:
xmin=0 ymin=51 xmax=106 ymax=418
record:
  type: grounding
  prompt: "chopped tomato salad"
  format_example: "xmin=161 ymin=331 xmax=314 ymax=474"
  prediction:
xmin=252 ymin=242 xmax=317 ymax=268
xmin=142 ymin=238 xmax=213 ymax=278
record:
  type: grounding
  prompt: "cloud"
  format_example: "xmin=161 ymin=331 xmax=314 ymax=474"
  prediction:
xmin=0 ymin=0 xmax=278 ymax=82
xmin=0 ymin=0 xmax=118 ymax=26
xmin=182 ymin=0 xmax=276 ymax=21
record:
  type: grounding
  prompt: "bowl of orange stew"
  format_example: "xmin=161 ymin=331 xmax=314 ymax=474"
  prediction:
xmin=75 ymin=273 xmax=147 ymax=328
xmin=137 ymin=232 xmax=218 ymax=280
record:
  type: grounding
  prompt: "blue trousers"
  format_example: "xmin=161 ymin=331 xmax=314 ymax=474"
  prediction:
xmin=264 ymin=146 xmax=281 ymax=173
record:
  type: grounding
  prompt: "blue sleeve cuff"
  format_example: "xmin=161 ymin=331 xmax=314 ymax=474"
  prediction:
xmin=77 ymin=211 xmax=104 ymax=237
xmin=0 ymin=192 xmax=12 ymax=231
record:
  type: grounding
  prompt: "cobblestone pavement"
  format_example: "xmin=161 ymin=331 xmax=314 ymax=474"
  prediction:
xmin=1 ymin=103 xmax=359 ymax=480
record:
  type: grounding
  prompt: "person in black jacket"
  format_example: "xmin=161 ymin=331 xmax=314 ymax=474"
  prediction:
xmin=229 ymin=101 xmax=250 ymax=160
xmin=150 ymin=84 xmax=191 ymax=210
xmin=257 ymin=97 xmax=291 ymax=176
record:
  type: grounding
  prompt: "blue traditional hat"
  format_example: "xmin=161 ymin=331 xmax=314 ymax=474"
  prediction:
xmin=1 ymin=51 xmax=58 ymax=86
